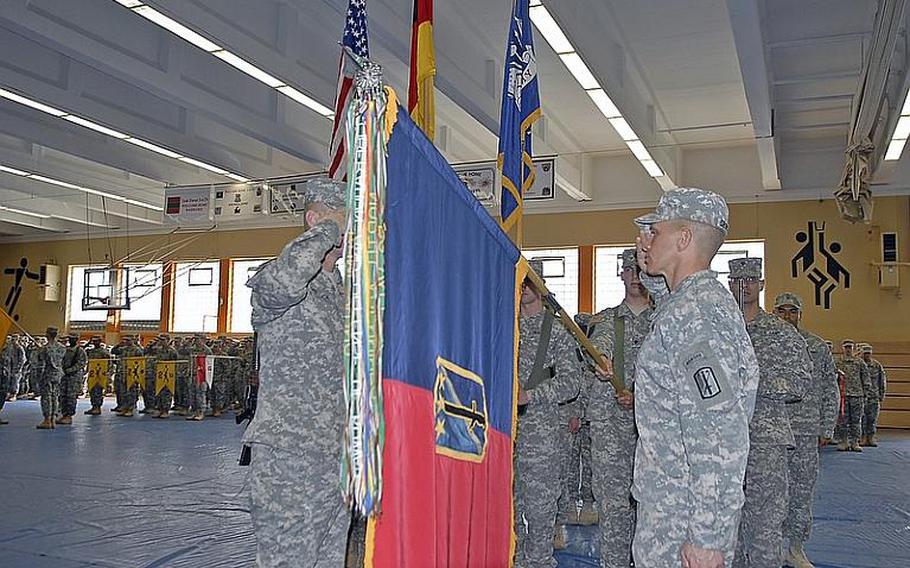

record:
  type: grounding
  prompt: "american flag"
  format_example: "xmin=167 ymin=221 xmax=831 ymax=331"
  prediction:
xmin=328 ymin=0 xmax=370 ymax=179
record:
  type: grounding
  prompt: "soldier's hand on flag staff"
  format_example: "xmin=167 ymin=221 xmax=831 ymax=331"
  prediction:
xmin=516 ymin=384 xmax=530 ymax=406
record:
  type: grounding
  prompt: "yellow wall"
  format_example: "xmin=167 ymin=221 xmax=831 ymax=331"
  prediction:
xmin=2 ymin=196 xmax=908 ymax=343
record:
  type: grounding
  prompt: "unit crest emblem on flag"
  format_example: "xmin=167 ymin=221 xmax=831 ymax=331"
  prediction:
xmin=433 ymin=356 xmax=488 ymax=463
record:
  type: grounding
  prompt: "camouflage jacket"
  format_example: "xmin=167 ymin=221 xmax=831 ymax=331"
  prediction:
xmin=865 ymin=358 xmax=887 ymax=401
xmin=836 ymin=355 xmax=871 ymax=398
xmin=36 ymin=341 xmax=67 ymax=384
xmin=243 ymin=220 xmax=345 ymax=456
xmin=585 ymin=301 xmax=652 ymax=422
xmin=62 ymin=345 xmax=88 ymax=378
xmin=745 ymin=310 xmax=810 ymax=447
xmin=792 ymin=329 xmax=840 ymax=438
xmin=632 ymin=270 xmax=759 ymax=551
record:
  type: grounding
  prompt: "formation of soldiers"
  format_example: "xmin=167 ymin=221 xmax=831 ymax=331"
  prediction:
xmin=0 ymin=329 xmax=255 ymax=428
xmin=514 ymin=191 xmax=890 ymax=568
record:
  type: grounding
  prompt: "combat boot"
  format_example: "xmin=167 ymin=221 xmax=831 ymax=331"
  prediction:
xmin=157 ymin=409 xmax=169 ymax=419
xmin=859 ymin=436 xmax=870 ymax=447
xmin=785 ymin=541 xmax=815 ymax=568
xmin=84 ymin=406 xmax=102 ymax=415
xmin=56 ymin=416 xmax=73 ymax=425
xmin=836 ymin=442 xmax=849 ymax=451
xmin=119 ymin=409 xmax=134 ymax=417
xmin=867 ymin=436 xmax=878 ymax=447
xmin=37 ymin=417 xmax=53 ymax=429
xmin=0 ymin=416 xmax=8 ymax=425
xmin=212 ymin=408 xmax=222 ymax=418
xmin=849 ymin=443 xmax=863 ymax=452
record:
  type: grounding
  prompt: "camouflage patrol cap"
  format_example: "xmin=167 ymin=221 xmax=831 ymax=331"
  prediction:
xmin=860 ymin=343 xmax=873 ymax=353
xmin=46 ymin=326 xmax=58 ymax=335
xmin=774 ymin=292 xmax=803 ymax=310
xmin=528 ymin=258 xmax=545 ymax=280
xmin=621 ymin=248 xmax=637 ymax=269
xmin=728 ymin=257 xmax=762 ymax=279
xmin=824 ymin=340 xmax=833 ymax=349
xmin=303 ymin=177 xmax=346 ymax=209
xmin=842 ymin=339 xmax=855 ymax=347
xmin=634 ymin=187 xmax=729 ymax=235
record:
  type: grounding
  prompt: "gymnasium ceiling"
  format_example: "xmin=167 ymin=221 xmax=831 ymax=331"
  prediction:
xmin=0 ymin=0 xmax=908 ymax=240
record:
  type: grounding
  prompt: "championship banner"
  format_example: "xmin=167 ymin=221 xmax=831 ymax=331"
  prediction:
xmin=366 ymin=104 xmax=520 ymax=566
xmin=195 ymin=355 xmax=214 ymax=387
xmin=86 ymin=359 xmax=109 ymax=392
xmin=125 ymin=357 xmax=146 ymax=390
xmin=155 ymin=361 xmax=177 ymax=395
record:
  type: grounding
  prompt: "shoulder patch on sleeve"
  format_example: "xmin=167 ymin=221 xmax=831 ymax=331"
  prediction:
xmin=681 ymin=341 xmax=734 ymax=409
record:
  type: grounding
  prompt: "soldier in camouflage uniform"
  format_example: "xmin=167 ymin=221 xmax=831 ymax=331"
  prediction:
xmin=57 ymin=334 xmax=88 ymax=425
xmin=36 ymin=327 xmax=67 ymax=430
xmin=115 ymin=335 xmax=144 ymax=417
xmin=149 ymin=334 xmax=179 ymax=418
xmin=835 ymin=340 xmax=871 ymax=451
xmin=0 ymin=336 xmax=17 ymax=423
xmin=25 ymin=336 xmax=45 ymax=400
xmin=173 ymin=337 xmax=191 ymax=415
xmin=631 ymin=188 xmax=760 ymax=567
xmin=243 ymin=178 xmax=352 ymax=566
xmin=140 ymin=336 xmax=160 ymax=414
xmin=110 ymin=336 xmax=127 ymax=412
xmin=187 ymin=334 xmax=212 ymax=421
xmin=859 ymin=343 xmax=886 ymax=447
xmin=209 ymin=337 xmax=230 ymax=417
xmin=727 ymin=260 xmax=811 ymax=568
xmin=513 ymin=258 xmax=582 ymax=568
xmin=774 ymin=292 xmax=839 ymax=568
xmin=84 ymin=336 xmax=110 ymax=415
xmin=233 ymin=337 xmax=254 ymax=412
xmin=585 ymin=248 xmax=652 ymax=568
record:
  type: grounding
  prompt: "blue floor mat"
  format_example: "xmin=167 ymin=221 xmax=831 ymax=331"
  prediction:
xmin=1 ymin=399 xmax=908 ymax=567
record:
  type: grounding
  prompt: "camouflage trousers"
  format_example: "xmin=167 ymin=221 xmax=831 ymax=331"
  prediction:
xmin=514 ymin=415 xmax=562 ymax=568
xmin=114 ymin=373 xmax=126 ymax=409
xmin=174 ymin=372 xmax=190 ymax=409
xmin=210 ymin=375 xmax=229 ymax=411
xmin=248 ymin=444 xmax=351 ymax=568
xmin=157 ymin=386 xmax=173 ymax=412
xmin=17 ymin=372 xmax=30 ymax=395
xmin=89 ymin=383 xmax=105 ymax=408
xmin=40 ymin=379 xmax=60 ymax=419
xmin=733 ymin=445 xmax=788 ymax=568
xmin=558 ymin=420 xmax=594 ymax=520
xmin=590 ymin=413 xmax=637 ymax=568
xmin=863 ymin=399 xmax=881 ymax=438
xmin=784 ymin=436 xmax=819 ymax=543
xmin=231 ymin=370 xmax=247 ymax=408
xmin=634 ymin=498 xmax=739 ymax=567
xmin=142 ymin=376 xmax=157 ymax=411
xmin=59 ymin=373 xmax=82 ymax=416
xmin=188 ymin=380 xmax=208 ymax=413
xmin=844 ymin=395 xmax=864 ymax=444
xmin=122 ymin=382 xmax=140 ymax=410
xmin=0 ymin=371 xmax=11 ymax=400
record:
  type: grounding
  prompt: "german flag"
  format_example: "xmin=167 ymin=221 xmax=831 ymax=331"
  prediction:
xmin=408 ymin=0 xmax=435 ymax=141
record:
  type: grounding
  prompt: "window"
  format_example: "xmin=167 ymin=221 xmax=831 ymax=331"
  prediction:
xmin=120 ymin=263 xmax=163 ymax=328
xmin=230 ymin=259 xmax=271 ymax=333
xmin=594 ymin=240 xmax=766 ymax=312
xmin=67 ymin=265 xmax=109 ymax=326
xmin=522 ymin=248 xmax=579 ymax=317
xmin=172 ymin=261 xmax=220 ymax=332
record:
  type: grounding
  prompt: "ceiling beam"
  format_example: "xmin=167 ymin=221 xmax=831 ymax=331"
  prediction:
xmin=726 ymin=0 xmax=781 ymax=190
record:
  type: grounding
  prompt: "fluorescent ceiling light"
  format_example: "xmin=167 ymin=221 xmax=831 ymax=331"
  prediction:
xmin=559 ymin=52 xmax=599 ymax=90
xmin=640 ymin=159 xmax=664 ymax=178
xmin=51 ymin=214 xmax=111 ymax=228
xmin=124 ymin=137 xmax=183 ymax=159
xmin=133 ymin=5 xmax=222 ymax=53
xmin=179 ymin=156 xmax=230 ymax=175
xmin=608 ymin=117 xmax=638 ymax=141
xmin=226 ymin=173 xmax=251 ymax=183
xmin=0 ymin=165 xmax=30 ymax=176
xmin=4 ymin=169 xmax=162 ymax=211
xmin=586 ymin=89 xmax=621 ymax=119
xmin=63 ymin=115 xmax=129 ymax=139
xmin=213 ymin=51 xmax=284 ymax=88
xmin=276 ymin=86 xmax=334 ymax=117
xmin=0 ymin=205 xmax=50 ymax=218
xmin=893 ymin=116 xmax=910 ymax=140
xmin=529 ymin=6 xmax=573 ymax=54
xmin=884 ymin=138 xmax=907 ymax=161
xmin=0 ymin=87 xmax=67 ymax=117
xmin=902 ymin=93 xmax=910 ymax=116
xmin=114 ymin=0 xmax=144 ymax=7
xmin=0 ymin=216 xmax=65 ymax=232
xmin=626 ymin=140 xmax=653 ymax=162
